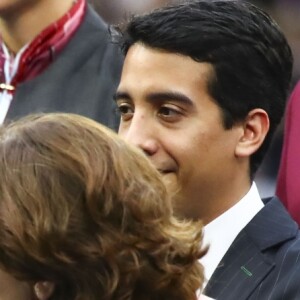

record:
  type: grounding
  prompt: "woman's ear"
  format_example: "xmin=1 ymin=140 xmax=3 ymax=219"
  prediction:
xmin=235 ymin=108 xmax=269 ymax=157
xmin=34 ymin=281 xmax=55 ymax=300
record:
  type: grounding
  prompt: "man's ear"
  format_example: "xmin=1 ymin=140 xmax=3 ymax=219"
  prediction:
xmin=34 ymin=281 xmax=55 ymax=300
xmin=235 ymin=108 xmax=269 ymax=157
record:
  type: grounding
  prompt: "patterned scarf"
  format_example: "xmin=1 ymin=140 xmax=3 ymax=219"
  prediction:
xmin=0 ymin=0 xmax=86 ymax=94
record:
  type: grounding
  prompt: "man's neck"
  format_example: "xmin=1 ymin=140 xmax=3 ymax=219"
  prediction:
xmin=192 ymin=170 xmax=252 ymax=225
xmin=0 ymin=0 xmax=74 ymax=54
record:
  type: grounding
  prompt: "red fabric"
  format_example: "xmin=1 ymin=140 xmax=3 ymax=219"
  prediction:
xmin=0 ymin=0 xmax=86 ymax=92
xmin=276 ymin=81 xmax=300 ymax=226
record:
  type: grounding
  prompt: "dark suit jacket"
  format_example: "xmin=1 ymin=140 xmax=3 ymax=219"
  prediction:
xmin=6 ymin=5 xmax=123 ymax=130
xmin=204 ymin=197 xmax=300 ymax=299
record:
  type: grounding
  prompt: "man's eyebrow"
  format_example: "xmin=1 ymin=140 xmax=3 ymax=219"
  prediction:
xmin=145 ymin=91 xmax=193 ymax=106
xmin=113 ymin=90 xmax=194 ymax=106
xmin=113 ymin=91 xmax=131 ymax=102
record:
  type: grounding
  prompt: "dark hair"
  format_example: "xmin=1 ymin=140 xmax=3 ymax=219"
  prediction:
xmin=0 ymin=113 xmax=205 ymax=300
xmin=118 ymin=0 xmax=293 ymax=176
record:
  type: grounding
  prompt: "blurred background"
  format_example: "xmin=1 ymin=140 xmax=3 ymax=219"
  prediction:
xmin=88 ymin=0 xmax=300 ymax=198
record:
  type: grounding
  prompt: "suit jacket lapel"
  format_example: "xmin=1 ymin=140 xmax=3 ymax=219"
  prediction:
xmin=204 ymin=197 xmax=297 ymax=300
xmin=204 ymin=230 xmax=275 ymax=299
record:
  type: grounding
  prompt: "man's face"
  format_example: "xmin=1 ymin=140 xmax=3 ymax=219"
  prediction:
xmin=116 ymin=43 xmax=244 ymax=222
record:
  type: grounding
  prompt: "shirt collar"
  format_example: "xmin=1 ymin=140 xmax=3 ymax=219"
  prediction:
xmin=200 ymin=182 xmax=264 ymax=287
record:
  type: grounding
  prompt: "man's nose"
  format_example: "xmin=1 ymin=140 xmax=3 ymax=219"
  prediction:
xmin=120 ymin=115 xmax=159 ymax=156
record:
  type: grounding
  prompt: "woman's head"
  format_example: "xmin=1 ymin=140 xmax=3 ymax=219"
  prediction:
xmin=0 ymin=113 xmax=204 ymax=300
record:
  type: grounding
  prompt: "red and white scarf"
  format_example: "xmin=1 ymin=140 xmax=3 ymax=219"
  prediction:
xmin=0 ymin=0 xmax=86 ymax=93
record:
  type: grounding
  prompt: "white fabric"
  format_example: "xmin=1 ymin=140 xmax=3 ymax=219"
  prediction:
xmin=200 ymin=182 xmax=263 ymax=288
xmin=0 ymin=90 xmax=12 ymax=124
xmin=199 ymin=295 xmax=214 ymax=300
xmin=0 ymin=43 xmax=27 ymax=124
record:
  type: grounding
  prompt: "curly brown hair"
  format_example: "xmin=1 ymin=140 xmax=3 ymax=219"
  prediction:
xmin=0 ymin=113 xmax=205 ymax=300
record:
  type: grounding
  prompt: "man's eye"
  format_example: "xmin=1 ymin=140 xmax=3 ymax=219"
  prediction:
xmin=117 ymin=103 xmax=134 ymax=121
xmin=158 ymin=106 xmax=181 ymax=118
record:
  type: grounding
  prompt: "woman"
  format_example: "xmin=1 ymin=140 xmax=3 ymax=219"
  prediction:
xmin=0 ymin=113 xmax=207 ymax=300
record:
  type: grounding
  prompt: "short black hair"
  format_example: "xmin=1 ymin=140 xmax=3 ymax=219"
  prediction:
xmin=117 ymin=0 xmax=293 ymax=177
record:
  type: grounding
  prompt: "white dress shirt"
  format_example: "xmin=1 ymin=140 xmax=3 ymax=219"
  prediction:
xmin=200 ymin=182 xmax=264 ymax=288
xmin=0 ymin=43 xmax=27 ymax=124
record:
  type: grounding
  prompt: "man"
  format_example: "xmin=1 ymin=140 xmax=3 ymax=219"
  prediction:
xmin=115 ymin=1 xmax=300 ymax=299
xmin=0 ymin=0 xmax=122 ymax=129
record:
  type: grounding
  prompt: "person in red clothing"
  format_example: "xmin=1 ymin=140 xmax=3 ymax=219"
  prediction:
xmin=276 ymin=81 xmax=300 ymax=226
xmin=0 ymin=0 xmax=75 ymax=53
xmin=0 ymin=0 xmax=122 ymax=128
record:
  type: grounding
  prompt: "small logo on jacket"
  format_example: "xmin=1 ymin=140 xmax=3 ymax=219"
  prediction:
xmin=241 ymin=266 xmax=253 ymax=277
